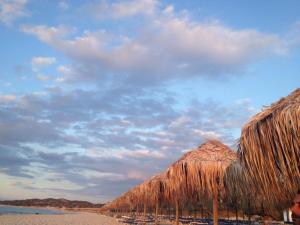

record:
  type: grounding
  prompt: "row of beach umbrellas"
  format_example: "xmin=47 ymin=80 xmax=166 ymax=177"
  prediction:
xmin=102 ymin=88 xmax=300 ymax=225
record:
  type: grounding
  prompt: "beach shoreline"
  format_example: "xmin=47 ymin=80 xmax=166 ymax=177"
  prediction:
xmin=0 ymin=212 xmax=121 ymax=225
xmin=0 ymin=204 xmax=101 ymax=214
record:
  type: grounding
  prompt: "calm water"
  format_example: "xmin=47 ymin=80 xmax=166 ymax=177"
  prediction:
xmin=0 ymin=205 xmax=64 ymax=215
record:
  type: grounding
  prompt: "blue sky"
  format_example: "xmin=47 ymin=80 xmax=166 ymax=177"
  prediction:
xmin=0 ymin=0 xmax=299 ymax=203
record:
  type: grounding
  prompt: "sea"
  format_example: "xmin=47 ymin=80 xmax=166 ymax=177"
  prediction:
xmin=0 ymin=205 xmax=64 ymax=215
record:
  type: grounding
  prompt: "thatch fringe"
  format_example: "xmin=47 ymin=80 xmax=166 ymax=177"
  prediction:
xmin=166 ymin=140 xmax=237 ymax=225
xmin=103 ymin=173 xmax=167 ymax=212
xmin=166 ymin=140 xmax=237 ymax=203
xmin=239 ymin=88 xmax=300 ymax=209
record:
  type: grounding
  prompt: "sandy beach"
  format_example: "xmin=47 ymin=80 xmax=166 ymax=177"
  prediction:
xmin=0 ymin=212 xmax=122 ymax=225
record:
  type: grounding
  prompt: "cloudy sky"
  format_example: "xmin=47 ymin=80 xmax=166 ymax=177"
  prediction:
xmin=0 ymin=0 xmax=299 ymax=203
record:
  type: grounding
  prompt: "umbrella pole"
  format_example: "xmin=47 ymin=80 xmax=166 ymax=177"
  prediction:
xmin=130 ymin=205 xmax=132 ymax=217
xmin=143 ymin=203 xmax=147 ymax=218
xmin=213 ymin=182 xmax=218 ymax=225
xmin=227 ymin=205 xmax=229 ymax=220
xmin=235 ymin=205 xmax=238 ymax=225
xmin=155 ymin=200 xmax=159 ymax=225
xmin=176 ymin=199 xmax=180 ymax=225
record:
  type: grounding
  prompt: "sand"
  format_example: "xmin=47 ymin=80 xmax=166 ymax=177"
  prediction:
xmin=0 ymin=212 xmax=122 ymax=225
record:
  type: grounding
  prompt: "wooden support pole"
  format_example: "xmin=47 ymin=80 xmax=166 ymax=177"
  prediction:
xmin=236 ymin=205 xmax=238 ymax=225
xmin=155 ymin=200 xmax=159 ymax=225
xmin=213 ymin=182 xmax=219 ymax=225
xmin=175 ymin=200 xmax=179 ymax=225
xmin=144 ymin=203 xmax=147 ymax=218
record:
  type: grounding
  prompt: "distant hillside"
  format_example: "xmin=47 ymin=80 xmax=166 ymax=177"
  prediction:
xmin=0 ymin=198 xmax=104 ymax=208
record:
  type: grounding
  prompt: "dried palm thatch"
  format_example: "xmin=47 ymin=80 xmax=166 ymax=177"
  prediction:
xmin=102 ymin=186 xmax=140 ymax=213
xmin=125 ymin=187 xmax=140 ymax=210
xmin=105 ymin=195 xmax=129 ymax=212
xmin=224 ymin=161 xmax=262 ymax=219
xmin=239 ymin=88 xmax=300 ymax=209
xmin=167 ymin=140 xmax=237 ymax=201
xmin=145 ymin=173 xmax=167 ymax=205
xmin=132 ymin=178 xmax=154 ymax=215
xmin=106 ymin=174 xmax=167 ymax=216
xmin=142 ymin=173 xmax=167 ymax=224
xmin=166 ymin=140 xmax=237 ymax=225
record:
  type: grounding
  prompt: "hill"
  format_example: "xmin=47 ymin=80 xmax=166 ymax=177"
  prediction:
xmin=0 ymin=198 xmax=104 ymax=208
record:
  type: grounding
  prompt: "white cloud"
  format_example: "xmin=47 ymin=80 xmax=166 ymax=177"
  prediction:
xmin=89 ymin=0 xmax=158 ymax=20
xmin=286 ymin=20 xmax=300 ymax=46
xmin=58 ymin=1 xmax=69 ymax=11
xmin=110 ymin=0 xmax=157 ymax=18
xmin=235 ymin=98 xmax=257 ymax=112
xmin=0 ymin=83 xmax=256 ymax=201
xmin=0 ymin=0 xmax=29 ymax=25
xmin=191 ymin=129 xmax=221 ymax=140
xmin=127 ymin=170 xmax=146 ymax=180
xmin=31 ymin=57 xmax=56 ymax=71
xmin=56 ymin=65 xmax=79 ymax=82
xmin=162 ymin=5 xmax=174 ymax=15
xmin=117 ymin=149 xmax=165 ymax=159
xmin=4 ymin=82 xmax=12 ymax=87
xmin=21 ymin=25 xmax=71 ymax=43
xmin=22 ymin=12 xmax=286 ymax=83
xmin=36 ymin=74 xmax=49 ymax=81
xmin=169 ymin=116 xmax=191 ymax=128
xmin=57 ymin=65 xmax=71 ymax=74
xmin=0 ymin=94 xmax=16 ymax=103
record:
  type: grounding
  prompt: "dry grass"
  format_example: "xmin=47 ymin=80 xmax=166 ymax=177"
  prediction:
xmin=166 ymin=140 xmax=237 ymax=204
xmin=144 ymin=173 xmax=167 ymax=205
xmin=103 ymin=174 xmax=167 ymax=212
xmin=238 ymin=88 xmax=300 ymax=209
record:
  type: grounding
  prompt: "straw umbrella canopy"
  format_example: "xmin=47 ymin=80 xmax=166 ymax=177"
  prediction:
xmin=224 ymin=161 xmax=262 ymax=220
xmin=118 ymin=174 xmax=166 ymax=217
xmin=142 ymin=173 xmax=167 ymax=224
xmin=166 ymin=140 xmax=237 ymax=225
xmin=224 ymin=161 xmax=245 ymax=218
xmin=104 ymin=173 xmax=167 ymax=218
xmin=238 ymin=88 xmax=300 ymax=209
xmin=135 ymin=179 xmax=152 ymax=217
xmin=146 ymin=173 xmax=167 ymax=206
xmin=103 ymin=187 xmax=139 ymax=213
xmin=124 ymin=187 xmax=140 ymax=213
xmin=105 ymin=194 xmax=129 ymax=212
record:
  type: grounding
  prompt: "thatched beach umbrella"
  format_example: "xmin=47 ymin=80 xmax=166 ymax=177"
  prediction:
xmin=135 ymin=179 xmax=151 ymax=217
xmin=124 ymin=188 xmax=140 ymax=214
xmin=224 ymin=161 xmax=244 ymax=220
xmin=224 ymin=161 xmax=262 ymax=221
xmin=106 ymin=194 xmax=128 ymax=213
xmin=103 ymin=187 xmax=139 ymax=214
xmin=238 ymin=88 xmax=300 ymax=209
xmin=167 ymin=140 xmax=237 ymax=225
xmin=105 ymin=173 xmax=167 ymax=219
xmin=146 ymin=173 xmax=167 ymax=224
xmin=122 ymin=174 xmax=165 ymax=218
xmin=128 ymin=173 xmax=167 ymax=223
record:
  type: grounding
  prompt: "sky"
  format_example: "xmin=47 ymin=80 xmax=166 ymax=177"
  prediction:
xmin=0 ymin=0 xmax=299 ymax=203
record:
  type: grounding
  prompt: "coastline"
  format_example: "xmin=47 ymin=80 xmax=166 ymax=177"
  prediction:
xmin=0 ymin=204 xmax=66 ymax=215
xmin=0 ymin=212 xmax=121 ymax=225
xmin=0 ymin=204 xmax=101 ymax=214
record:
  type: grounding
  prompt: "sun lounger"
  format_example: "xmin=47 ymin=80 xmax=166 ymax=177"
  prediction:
xmin=189 ymin=222 xmax=209 ymax=225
